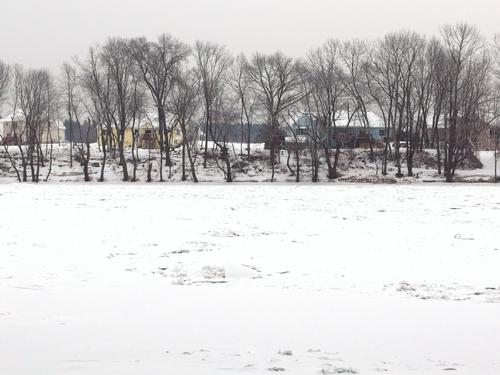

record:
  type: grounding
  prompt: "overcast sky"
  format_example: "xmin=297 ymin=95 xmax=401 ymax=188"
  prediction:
xmin=1 ymin=0 xmax=499 ymax=70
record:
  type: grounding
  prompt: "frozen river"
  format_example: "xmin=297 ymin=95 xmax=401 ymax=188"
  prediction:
xmin=1 ymin=184 xmax=500 ymax=374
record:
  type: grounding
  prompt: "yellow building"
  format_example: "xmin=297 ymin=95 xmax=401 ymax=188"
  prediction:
xmin=97 ymin=116 xmax=183 ymax=149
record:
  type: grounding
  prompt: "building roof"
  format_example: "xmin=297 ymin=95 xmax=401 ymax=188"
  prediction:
xmin=0 ymin=112 xmax=66 ymax=130
xmin=0 ymin=110 xmax=24 ymax=123
xmin=124 ymin=112 xmax=178 ymax=130
xmin=291 ymin=111 xmax=386 ymax=129
xmin=335 ymin=111 xmax=385 ymax=128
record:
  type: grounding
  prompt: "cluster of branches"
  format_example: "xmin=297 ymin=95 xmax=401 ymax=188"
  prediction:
xmin=1 ymin=23 xmax=500 ymax=183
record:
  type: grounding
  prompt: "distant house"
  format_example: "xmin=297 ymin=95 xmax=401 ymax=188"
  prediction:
xmin=333 ymin=111 xmax=390 ymax=148
xmin=285 ymin=111 xmax=391 ymax=149
xmin=285 ymin=111 xmax=497 ymax=151
xmin=0 ymin=112 xmax=66 ymax=145
xmin=284 ymin=113 xmax=310 ymax=149
xmin=97 ymin=114 xmax=183 ymax=150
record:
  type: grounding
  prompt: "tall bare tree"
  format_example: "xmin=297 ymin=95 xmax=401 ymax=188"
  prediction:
xmin=194 ymin=40 xmax=233 ymax=169
xmin=15 ymin=67 xmax=55 ymax=182
xmin=100 ymin=38 xmax=143 ymax=181
xmin=341 ymin=40 xmax=376 ymax=162
xmin=228 ymin=54 xmax=256 ymax=157
xmin=61 ymin=62 xmax=76 ymax=168
xmin=127 ymin=34 xmax=190 ymax=181
xmin=0 ymin=61 xmax=23 ymax=181
xmin=247 ymin=51 xmax=305 ymax=181
xmin=169 ymin=68 xmax=200 ymax=182
xmin=78 ymin=47 xmax=114 ymax=182
xmin=307 ymin=39 xmax=350 ymax=179
xmin=441 ymin=23 xmax=489 ymax=182
xmin=62 ymin=61 xmax=100 ymax=181
xmin=367 ymin=32 xmax=425 ymax=177
xmin=492 ymin=34 xmax=500 ymax=181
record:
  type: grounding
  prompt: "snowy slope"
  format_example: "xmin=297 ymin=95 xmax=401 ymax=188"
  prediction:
xmin=0 ymin=143 xmax=498 ymax=183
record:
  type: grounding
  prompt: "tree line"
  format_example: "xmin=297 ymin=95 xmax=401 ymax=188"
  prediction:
xmin=0 ymin=23 xmax=500 ymax=183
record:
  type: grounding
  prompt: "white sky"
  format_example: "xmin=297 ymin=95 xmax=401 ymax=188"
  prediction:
xmin=1 ymin=0 xmax=499 ymax=70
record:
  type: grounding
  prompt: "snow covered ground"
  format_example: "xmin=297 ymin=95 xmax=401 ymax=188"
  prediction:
xmin=1 ymin=143 xmax=498 ymax=183
xmin=1 ymin=184 xmax=500 ymax=374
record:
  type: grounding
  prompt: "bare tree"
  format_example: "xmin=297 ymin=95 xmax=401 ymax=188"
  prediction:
xmin=492 ymin=35 xmax=500 ymax=181
xmin=129 ymin=89 xmax=145 ymax=182
xmin=15 ymin=67 xmax=54 ymax=182
xmin=169 ymin=68 xmax=200 ymax=182
xmin=99 ymin=38 xmax=144 ymax=181
xmin=401 ymin=33 xmax=427 ymax=177
xmin=127 ymin=34 xmax=190 ymax=181
xmin=43 ymin=73 xmax=58 ymax=181
xmin=341 ymin=40 xmax=376 ymax=162
xmin=307 ymin=40 xmax=350 ymax=179
xmin=441 ymin=23 xmax=489 ymax=182
xmin=63 ymin=61 xmax=100 ymax=181
xmin=61 ymin=62 xmax=76 ymax=168
xmin=0 ymin=61 xmax=23 ymax=181
xmin=425 ymin=38 xmax=449 ymax=175
xmin=194 ymin=40 xmax=233 ymax=169
xmin=282 ymin=107 xmax=308 ymax=182
xmin=8 ymin=66 xmax=29 ymax=181
xmin=100 ymin=39 xmax=131 ymax=181
xmin=78 ymin=47 xmax=114 ymax=182
xmin=228 ymin=54 xmax=256 ymax=157
xmin=247 ymin=51 xmax=305 ymax=181
xmin=209 ymin=90 xmax=240 ymax=182
xmin=295 ymin=64 xmax=321 ymax=182
xmin=367 ymin=32 xmax=425 ymax=177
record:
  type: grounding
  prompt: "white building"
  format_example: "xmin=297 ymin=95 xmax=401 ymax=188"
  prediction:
xmin=0 ymin=111 xmax=65 ymax=144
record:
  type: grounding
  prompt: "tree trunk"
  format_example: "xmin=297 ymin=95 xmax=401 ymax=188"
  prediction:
xmin=331 ymin=145 xmax=341 ymax=179
xmin=324 ymin=145 xmax=335 ymax=180
xmin=164 ymin=125 xmax=172 ymax=167
xmin=247 ymin=124 xmax=251 ymax=158
xmin=494 ymin=143 xmax=498 ymax=182
xmin=181 ymin=142 xmax=187 ymax=181
xmin=203 ymin=104 xmax=210 ymax=168
xmin=270 ymin=143 xmax=276 ymax=182
xmin=99 ymin=127 xmax=107 ymax=182
xmin=286 ymin=149 xmax=294 ymax=176
xmin=118 ymin=139 xmax=128 ymax=181
xmin=221 ymin=145 xmax=233 ymax=182
xmin=158 ymin=108 xmax=166 ymax=182
xmin=295 ymin=148 xmax=300 ymax=182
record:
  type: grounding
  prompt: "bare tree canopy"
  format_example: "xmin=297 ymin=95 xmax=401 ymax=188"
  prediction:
xmin=0 ymin=60 xmax=10 ymax=107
